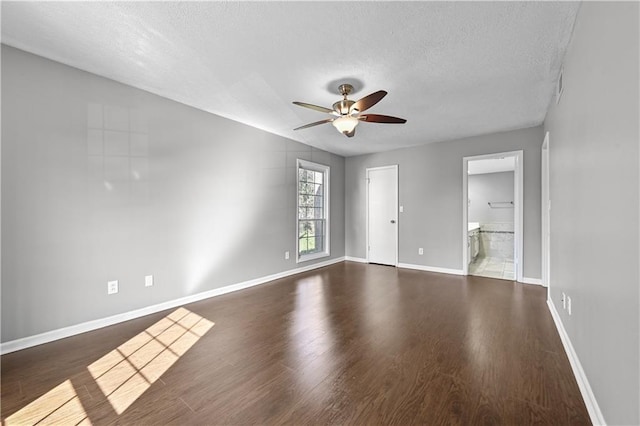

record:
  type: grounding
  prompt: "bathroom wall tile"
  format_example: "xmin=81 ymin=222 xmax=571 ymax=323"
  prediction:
xmin=480 ymin=223 xmax=514 ymax=259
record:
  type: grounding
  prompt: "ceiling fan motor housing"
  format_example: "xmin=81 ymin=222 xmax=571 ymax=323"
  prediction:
xmin=333 ymin=99 xmax=356 ymax=115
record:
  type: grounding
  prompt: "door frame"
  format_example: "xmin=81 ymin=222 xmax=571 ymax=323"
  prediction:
xmin=462 ymin=150 xmax=524 ymax=281
xmin=366 ymin=165 xmax=399 ymax=266
xmin=542 ymin=132 xmax=550 ymax=290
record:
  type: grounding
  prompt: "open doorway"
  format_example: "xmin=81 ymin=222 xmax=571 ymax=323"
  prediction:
xmin=462 ymin=151 xmax=523 ymax=281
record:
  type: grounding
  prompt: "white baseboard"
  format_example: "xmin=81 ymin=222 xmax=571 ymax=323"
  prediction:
xmin=0 ymin=256 xmax=345 ymax=355
xmin=520 ymin=277 xmax=544 ymax=286
xmin=397 ymin=263 xmax=464 ymax=276
xmin=344 ymin=256 xmax=367 ymax=263
xmin=547 ymin=299 xmax=606 ymax=425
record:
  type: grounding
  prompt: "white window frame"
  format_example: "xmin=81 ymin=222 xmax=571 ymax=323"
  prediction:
xmin=296 ymin=159 xmax=330 ymax=263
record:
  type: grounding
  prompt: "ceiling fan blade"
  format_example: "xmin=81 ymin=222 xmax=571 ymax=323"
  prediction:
xmin=293 ymin=118 xmax=334 ymax=131
xmin=351 ymin=90 xmax=387 ymax=113
xmin=359 ymin=114 xmax=407 ymax=124
xmin=292 ymin=101 xmax=334 ymax=114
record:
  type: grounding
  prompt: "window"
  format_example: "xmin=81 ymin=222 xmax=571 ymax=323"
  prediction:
xmin=297 ymin=159 xmax=330 ymax=262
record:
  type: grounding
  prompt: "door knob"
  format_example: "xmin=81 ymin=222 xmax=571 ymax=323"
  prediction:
xmin=390 ymin=220 xmax=396 ymax=224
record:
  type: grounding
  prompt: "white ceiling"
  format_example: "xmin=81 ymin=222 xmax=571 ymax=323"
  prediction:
xmin=468 ymin=157 xmax=516 ymax=175
xmin=1 ymin=2 xmax=579 ymax=157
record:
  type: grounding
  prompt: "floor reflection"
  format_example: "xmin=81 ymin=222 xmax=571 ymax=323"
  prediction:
xmin=288 ymin=275 xmax=335 ymax=392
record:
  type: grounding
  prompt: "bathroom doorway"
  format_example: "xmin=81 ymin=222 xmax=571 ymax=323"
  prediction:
xmin=462 ymin=151 xmax=523 ymax=281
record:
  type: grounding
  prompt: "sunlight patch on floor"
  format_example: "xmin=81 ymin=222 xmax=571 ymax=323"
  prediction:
xmin=88 ymin=307 xmax=214 ymax=414
xmin=5 ymin=307 xmax=214 ymax=424
xmin=5 ymin=380 xmax=89 ymax=425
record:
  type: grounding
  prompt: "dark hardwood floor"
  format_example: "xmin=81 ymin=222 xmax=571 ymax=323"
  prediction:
xmin=2 ymin=262 xmax=590 ymax=425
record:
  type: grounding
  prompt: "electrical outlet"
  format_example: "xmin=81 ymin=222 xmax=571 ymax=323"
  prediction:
xmin=285 ymin=251 xmax=290 ymax=260
xmin=418 ymin=248 xmax=424 ymax=255
xmin=145 ymin=275 xmax=153 ymax=287
xmin=567 ymin=296 xmax=572 ymax=315
xmin=562 ymin=292 xmax=566 ymax=309
xmin=108 ymin=280 xmax=118 ymax=295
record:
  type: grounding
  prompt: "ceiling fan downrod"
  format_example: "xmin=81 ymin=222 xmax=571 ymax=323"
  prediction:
xmin=333 ymin=84 xmax=356 ymax=116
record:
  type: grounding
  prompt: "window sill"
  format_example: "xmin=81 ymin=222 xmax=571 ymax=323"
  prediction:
xmin=297 ymin=251 xmax=330 ymax=263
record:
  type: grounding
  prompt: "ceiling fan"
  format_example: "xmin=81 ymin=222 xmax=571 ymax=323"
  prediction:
xmin=292 ymin=84 xmax=407 ymax=138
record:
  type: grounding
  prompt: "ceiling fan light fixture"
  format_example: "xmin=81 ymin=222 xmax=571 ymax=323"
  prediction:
xmin=332 ymin=115 xmax=359 ymax=135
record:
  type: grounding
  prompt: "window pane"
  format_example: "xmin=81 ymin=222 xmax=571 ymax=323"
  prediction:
xmin=312 ymin=195 xmax=322 ymax=210
xmin=298 ymin=207 xmax=318 ymax=219
xmin=298 ymin=168 xmax=312 ymax=183
xmin=313 ymin=219 xmax=324 ymax=237
xmin=299 ymin=182 xmax=317 ymax=196
xmin=314 ymin=171 xmax=323 ymax=184
xmin=300 ymin=234 xmax=322 ymax=254
xmin=311 ymin=220 xmax=318 ymax=236
xmin=299 ymin=220 xmax=313 ymax=238
xmin=299 ymin=195 xmax=325 ymax=211
xmin=299 ymin=219 xmax=325 ymax=238
xmin=298 ymin=194 xmax=314 ymax=207
xmin=299 ymin=237 xmax=314 ymax=254
xmin=298 ymin=182 xmax=313 ymax=196
xmin=299 ymin=233 xmax=324 ymax=254
xmin=300 ymin=169 xmax=314 ymax=183
xmin=314 ymin=234 xmax=323 ymax=252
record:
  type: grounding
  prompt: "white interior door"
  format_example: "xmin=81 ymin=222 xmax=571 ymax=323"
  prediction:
xmin=367 ymin=166 xmax=398 ymax=266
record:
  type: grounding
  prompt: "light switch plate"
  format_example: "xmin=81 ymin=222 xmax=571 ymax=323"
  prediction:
xmin=145 ymin=275 xmax=153 ymax=287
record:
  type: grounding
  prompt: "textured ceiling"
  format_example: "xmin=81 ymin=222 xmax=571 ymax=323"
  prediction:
xmin=1 ymin=2 xmax=579 ymax=157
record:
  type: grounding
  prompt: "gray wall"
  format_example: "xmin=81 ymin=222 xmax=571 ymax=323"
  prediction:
xmin=345 ymin=125 xmax=542 ymax=277
xmin=1 ymin=46 xmax=345 ymax=342
xmin=468 ymin=171 xmax=514 ymax=225
xmin=544 ymin=2 xmax=639 ymax=424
